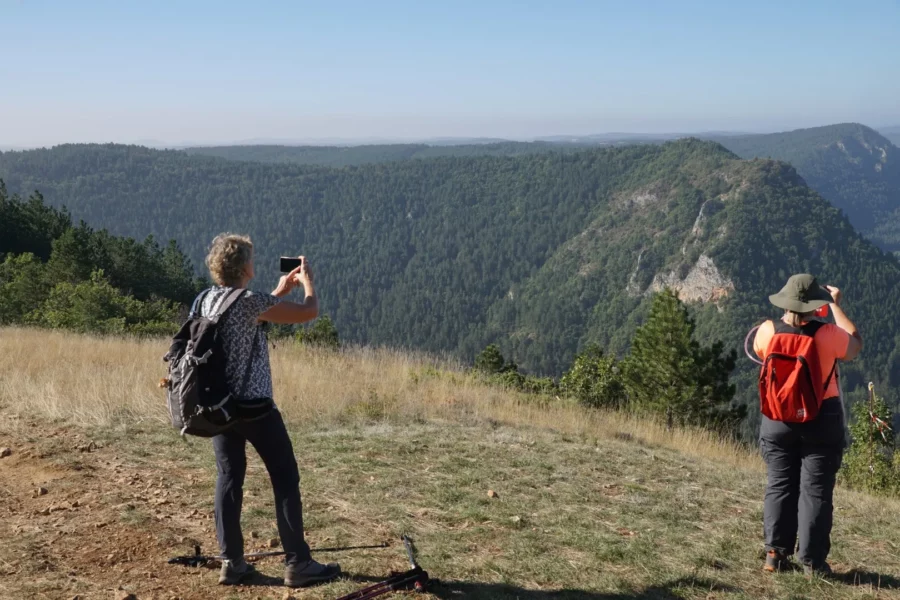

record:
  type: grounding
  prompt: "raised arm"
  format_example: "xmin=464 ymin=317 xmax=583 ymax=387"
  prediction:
xmin=824 ymin=285 xmax=862 ymax=361
xmin=259 ymin=256 xmax=319 ymax=325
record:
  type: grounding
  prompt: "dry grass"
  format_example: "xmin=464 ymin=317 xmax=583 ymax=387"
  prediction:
xmin=0 ymin=326 xmax=757 ymax=472
xmin=2 ymin=326 xmax=900 ymax=600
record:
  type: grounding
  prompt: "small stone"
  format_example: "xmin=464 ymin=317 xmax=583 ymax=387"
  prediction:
xmin=0 ymin=447 xmax=11 ymax=458
xmin=487 ymin=490 xmax=498 ymax=499
xmin=511 ymin=515 xmax=521 ymax=523
xmin=38 ymin=507 xmax=51 ymax=516
xmin=249 ymin=531 xmax=259 ymax=539
xmin=71 ymin=500 xmax=80 ymax=508
xmin=35 ymin=487 xmax=49 ymax=497
xmin=115 ymin=592 xmax=137 ymax=600
xmin=268 ymin=537 xmax=280 ymax=548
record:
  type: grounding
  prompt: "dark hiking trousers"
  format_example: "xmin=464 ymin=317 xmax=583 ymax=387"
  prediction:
xmin=760 ymin=398 xmax=845 ymax=567
xmin=212 ymin=409 xmax=312 ymax=565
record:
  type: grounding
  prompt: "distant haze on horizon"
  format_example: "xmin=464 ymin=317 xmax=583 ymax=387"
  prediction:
xmin=2 ymin=0 xmax=899 ymax=148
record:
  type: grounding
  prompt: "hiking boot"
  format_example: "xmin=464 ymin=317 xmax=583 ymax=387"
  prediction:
xmin=218 ymin=559 xmax=256 ymax=585
xmin=803 ymin=561 xmax=833 ymax=577
xmin=284 ymin=559 xmax=341 ymax=588
xmin=764 ymin=550 xmax=791 ymax=573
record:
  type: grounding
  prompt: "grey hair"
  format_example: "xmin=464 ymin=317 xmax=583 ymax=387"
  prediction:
xmin=206 ymin=233 xmax=253 ymax=287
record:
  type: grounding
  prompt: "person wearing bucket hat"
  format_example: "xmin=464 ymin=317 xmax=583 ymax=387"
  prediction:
xmin=752 ymin=274 xmax=862 ymax=576
xmin=768 ymin=274 xmax=836 ymax=315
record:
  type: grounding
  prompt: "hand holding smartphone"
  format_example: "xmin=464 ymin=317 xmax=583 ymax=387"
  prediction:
xmin=280 ymin=256 xmax=304 ymax=273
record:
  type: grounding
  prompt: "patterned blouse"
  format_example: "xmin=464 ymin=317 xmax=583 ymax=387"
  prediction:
xmin=198 ymin=287 xmax=282 ymax=401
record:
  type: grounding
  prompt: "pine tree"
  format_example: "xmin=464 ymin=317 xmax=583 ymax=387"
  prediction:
xmin=622 ymin=289 xmax=738 ymax=429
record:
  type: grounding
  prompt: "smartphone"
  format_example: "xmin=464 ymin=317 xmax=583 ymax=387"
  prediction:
xmin=279 ymin=257 xmax=304 ymax=273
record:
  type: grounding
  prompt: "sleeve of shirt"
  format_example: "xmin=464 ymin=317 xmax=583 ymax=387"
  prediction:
xmin=239 ymin=290 xmax=282 ymax=323
xmin=819 ymin=324 xmax=851 ymax=361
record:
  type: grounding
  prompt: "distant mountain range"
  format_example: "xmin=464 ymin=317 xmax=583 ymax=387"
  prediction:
xmin=880 ymin=125 xmax=900 ymax=147
xmin=179 ymin=123 xmax=900 ymax=254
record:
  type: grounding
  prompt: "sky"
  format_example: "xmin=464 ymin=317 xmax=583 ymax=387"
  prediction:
xmin=2 ymin=0 xmax=899 ymax=147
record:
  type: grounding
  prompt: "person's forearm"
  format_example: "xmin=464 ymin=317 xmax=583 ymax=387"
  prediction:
xmin=301 ymin=284 xmax=318 ymax=313
xmin=831 ymin=303 xmax=860 ymax=341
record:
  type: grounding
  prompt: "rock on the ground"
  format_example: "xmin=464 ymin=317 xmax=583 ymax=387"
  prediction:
xmin=268 ymin=537 xmax=281 ymax=548
xmin=0 ymin=447 xmax=11 ymax=458
xmin=487 ymin=489 xmax=498 ymax=499
xmin=115 ymin=591 xmax=137 ymax=600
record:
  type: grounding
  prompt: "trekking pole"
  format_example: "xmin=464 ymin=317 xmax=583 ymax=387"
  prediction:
xmin=333 ymin=535 xmax=429 ymax=600
xmin=168 ymin=542 xmax=390 ymax=568
xmin=868 ymin=382 xmax=876 ymax=474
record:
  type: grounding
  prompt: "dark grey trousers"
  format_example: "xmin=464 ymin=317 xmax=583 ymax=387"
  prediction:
xmin=212 ymin=409 xmax=312 ymax=565
xmin=759 ymin=398 xmax=845 ymax=566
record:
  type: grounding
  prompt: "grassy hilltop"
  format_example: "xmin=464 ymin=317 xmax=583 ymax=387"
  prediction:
xmin=0 ymin=328 xmax=899 ymax=600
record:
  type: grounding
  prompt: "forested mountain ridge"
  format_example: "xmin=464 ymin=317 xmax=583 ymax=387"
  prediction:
xmin=2 ymin=140 xmax=900 ymax=426
xmin=716 ymin=123 xmax=900 ymax=251
xmin=184 ymin=124 xmax=900 ymax=255
xmin=182 ymin=141 xmax=591 ymax=167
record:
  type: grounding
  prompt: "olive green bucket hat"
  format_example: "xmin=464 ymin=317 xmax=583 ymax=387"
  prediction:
xmin=769 ymin=274 xmax=834 ymax=313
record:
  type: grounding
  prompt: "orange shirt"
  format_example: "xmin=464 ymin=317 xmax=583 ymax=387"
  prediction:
xmin=753 ymin=320 xmax=850 ymax=399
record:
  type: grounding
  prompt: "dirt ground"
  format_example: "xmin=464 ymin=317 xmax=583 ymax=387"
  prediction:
xmin=0 ymin=416 xmax=416 ymax=600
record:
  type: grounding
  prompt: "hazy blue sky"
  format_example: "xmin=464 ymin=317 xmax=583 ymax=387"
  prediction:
xmin=2 ymin=0 xmax=899 ymax=146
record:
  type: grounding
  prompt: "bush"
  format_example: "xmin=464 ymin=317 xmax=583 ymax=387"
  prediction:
xmin=840 ymin=383 xmax=899 ymax=495
xmin=473 ymin=344 xmax=558 ymax=394
xmin=521 ymin=375 xmax=558 ymax=396
xmin=560 ymin=344 xmax=625 ymax=409
xmin=295 ymin=315 xmax=340 ymax=349
xmin=475 ymin=344 xmax=516 ymax=375
xmin=28 ymin=270 xmax=179 ymax=335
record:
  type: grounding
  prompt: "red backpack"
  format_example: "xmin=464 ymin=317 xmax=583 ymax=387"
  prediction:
xmin=759 ymin=321 xmax=836 ymax=423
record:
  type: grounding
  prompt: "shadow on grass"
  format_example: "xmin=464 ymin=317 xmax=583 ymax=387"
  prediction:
xmin=238 ymin=571 xmax=390 ymax=588
xmin=834 ymin=569 xmax=900 ymax=590
xmin=431 ymin=577 xmax=740 ymax=599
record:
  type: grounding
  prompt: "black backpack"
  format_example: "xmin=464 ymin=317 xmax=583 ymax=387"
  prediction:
xmin=163 ymin=288 xmax=272 ymax=437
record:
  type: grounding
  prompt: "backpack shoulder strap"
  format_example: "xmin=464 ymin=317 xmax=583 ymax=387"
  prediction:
xmin=806 ymin=320 xmax=838 ymax=392
xmin=772 ymin=320 xmax=798 ymax=336
xmin=211 ymin=288 xmax=247 ymax=321
xmin=800 ymin=320 xmax=826 ymax=337
xmin=188 ymin=288 xmax=212 ymax=319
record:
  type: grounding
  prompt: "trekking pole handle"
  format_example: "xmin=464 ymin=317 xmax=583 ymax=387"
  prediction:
xmin=402 ymin=535 xmax=418 ymax=570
